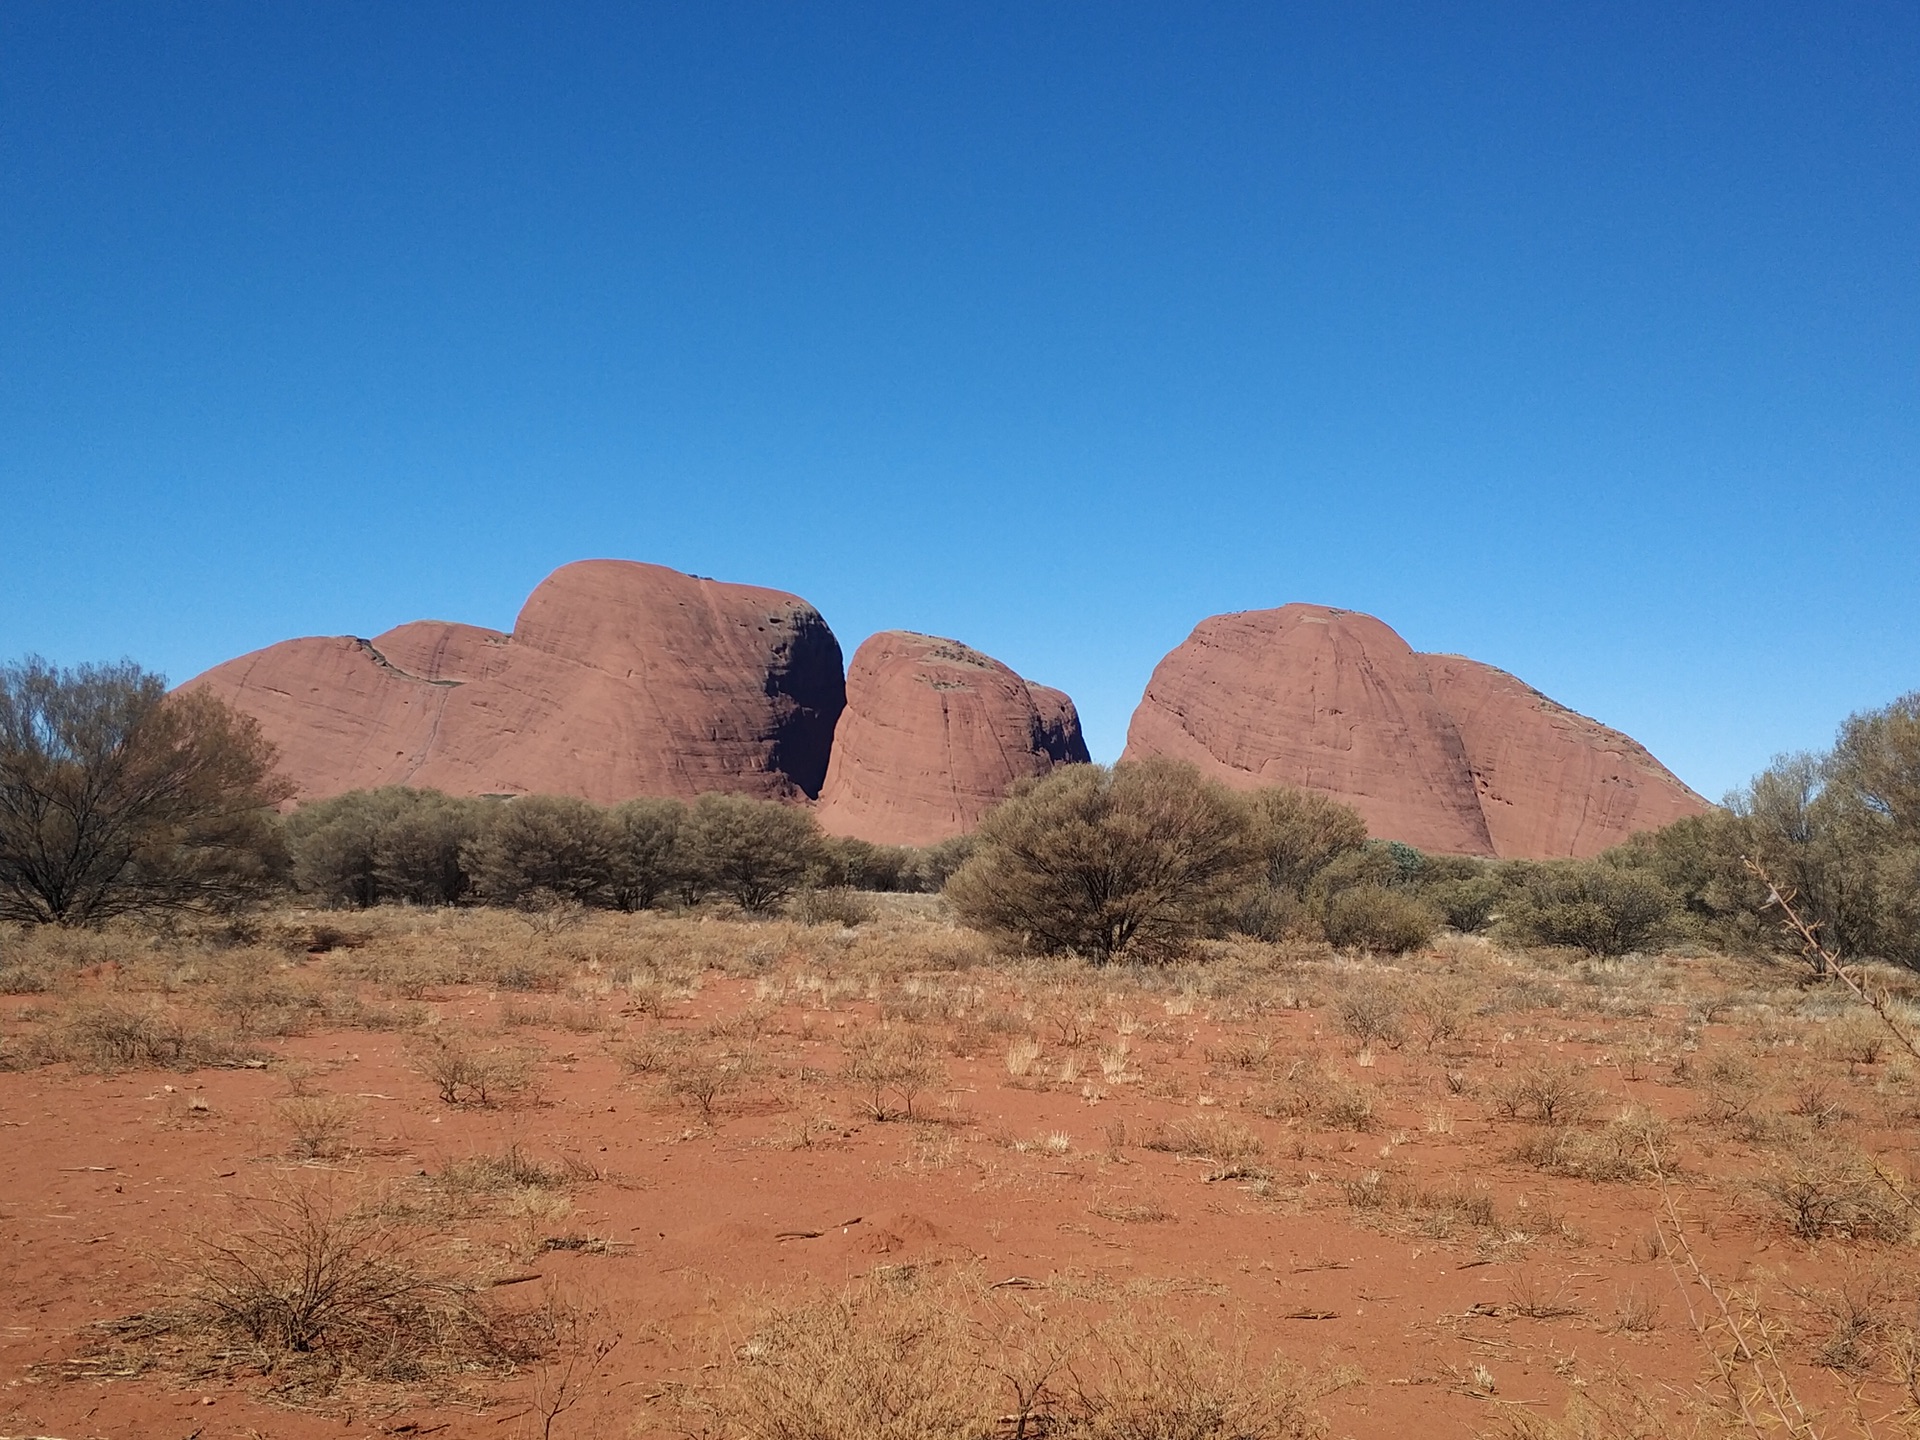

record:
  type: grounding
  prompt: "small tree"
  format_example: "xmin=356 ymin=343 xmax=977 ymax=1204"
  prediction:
xmin=944 ymin=759 xmax=1259 ymax=963
xmin=283 ymin=787 xmax=487 ymax=908
xmin=680 ymin=793 xmax=820 ymax=914
xmin=610 ymin=796 xmax=685 ymax=911
xmin=1243 ymin=786 xmax=1367 ymax=897
xmin=461 ymin=794 xmax=617 ymax=906
xmin=284 ymin=790 xmax=392 ymax=907
xmin=0 ymin=657 xmax=290 ymax=924
xmin=1500 ymin=860 xmax=1675 ymax=957
xmin=375 ymin=793 xmax=487 ymax=905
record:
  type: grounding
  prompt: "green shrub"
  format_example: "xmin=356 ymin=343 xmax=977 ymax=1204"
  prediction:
xmin=1500 ymin=861 xmax=1674 ymax=957
xmin=681 ymin=793 xmax=821 ymax=913
xmin=1320 ymin=884 xmax=1441 ymax=954
xmin=946 ymin=760 xmax=1259 ymax=963
xmin=461 ymin=794 xmax=617 ymax=906
xmin=610 ymin=796 xmax=685 ymax=910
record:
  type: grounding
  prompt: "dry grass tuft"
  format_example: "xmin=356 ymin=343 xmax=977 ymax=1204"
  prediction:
xmin=96 ymin=1176 xmax=543 ymax=1399
xmin=681 ymin=1268 xmax=1328 ymax=1440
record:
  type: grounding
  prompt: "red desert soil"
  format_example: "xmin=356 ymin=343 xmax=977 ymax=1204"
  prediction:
xmin=816 ymin=631 xmax=1090 ymax=847
xmin=1123 ymin=604 xmax=1710 ymax=859
xmin=3 ymin=906 xmax=1915 ymax=1439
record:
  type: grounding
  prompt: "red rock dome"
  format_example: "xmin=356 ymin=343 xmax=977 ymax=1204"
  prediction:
xmin=814 ymin=631 xmax=1090 ymax=847
xmin=1122 ymin=604 xmax=1707 ymax=859
xmin=186 ymin=560 xmax=845 ymax=805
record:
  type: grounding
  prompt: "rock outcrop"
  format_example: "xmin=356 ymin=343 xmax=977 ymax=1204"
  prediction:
xmin=1123 ymin=604 xmax=1707 ymax=859
xmin=186 ymin=560 xmax=846 ymax=805
xmin=815 ymin=632 xmax=1089 ymax=847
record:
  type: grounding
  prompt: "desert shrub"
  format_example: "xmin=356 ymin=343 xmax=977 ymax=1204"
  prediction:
xmin=462 ymin=794 xmax=618 ymax=906
xmin=0 ymin=657 xmax=290 ymax=925
xmin=903 ymin=833 xmax=976 ymax=891
xmin=434 ymin=1145 xmax=579 ymax=1197
xmin=1143 ymin=1114 xmax=1266 ymax=1164
xmin=373 ymin=793 xmax=488 ymax=904
xmin=946 ymin=760 xmax=1260 ymax=963
xmin=1406 ymin=980 xmax=1471 ymax=1051
xmin=1335 ymin=981 xmax=1404 ymax=1046
xmin=57 ymin=998 xmax=250 ymax=1071
xmin=410 ymin=1033 xmax=536 ymax=1107
xmin=1757 ymin=1136 xmax=1912 ymax=1242
xmin=665 ymin=1053 xmax=756 ymax=1121
xmin=843 ymin=1030 xmax=946 ymax=1120
xmin=1499 ymin=861 xmax=1674 ymax=956
xmin=1227 ymin=885 xmax=1312 ymax=942
xmin=610 ymin=796 xmax=685 ymax=910
xmin=128 ymin=1178 xmax=537 ymax=1395
xmin=1065 ymin=1310 xmax=1326 ymax=1440
xmin=1243 ymin=787 xmax=1367 ymax=898
xmin=284 ymin=789 xmax=399 ymax=907
xmin=1630 ymin=695 xmax=1920 ymax=969
xmin=276 ymin=1094 xmax=363 ymax=1159
xmin=1320 ymin=885 xmax=1440 ymax=954
xmin=1513 ymin=1108 xmax=1673 ymax=1182
xmin=680 ymin=793 xmax=821 ymax=913
xmin=1251 ymin=1060 xmax=1375 ymax=1131
xmin=1418 ymin=861 xmax=1504 ymax=933
xmin=814 ymin=835 xmax=917 ymax=892
xmin=791 ymin=885 xmax=876 ymax=926
xmin=1490 ymin=1060 xmax=1596 ymax=1125
xmin=285 ymin=787 xmax=486 ymax=908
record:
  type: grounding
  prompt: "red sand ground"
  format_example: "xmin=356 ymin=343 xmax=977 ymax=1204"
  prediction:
xmin=2 ymin=913 xmax=1915 ymax=1439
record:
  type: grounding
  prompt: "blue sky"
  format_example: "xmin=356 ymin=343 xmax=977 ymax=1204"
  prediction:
xmin=3 ymin=3 xmax=1916 ymax=801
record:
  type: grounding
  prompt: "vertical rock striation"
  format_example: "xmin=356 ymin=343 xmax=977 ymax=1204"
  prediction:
xmin=1123 ymin=604 xmax=1707 ymax=859
xmin=814 ymin=631 xmax=1089 ymax=846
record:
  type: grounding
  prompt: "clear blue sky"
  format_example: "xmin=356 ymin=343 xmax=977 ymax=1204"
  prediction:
xmin=3 ymin=4 xmax=1916 ymax=802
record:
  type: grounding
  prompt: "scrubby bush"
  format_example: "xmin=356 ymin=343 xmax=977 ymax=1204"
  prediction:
xmin=904 ymin=833 xmax=975 ymax=891
xmin=610 ymin=796 xmax=685 ymax=910
xmin=814 ymin=835 xmax=914 ymax=891
xmin=1320 ymin=884 xmax=1441 ymax=954
xmin=1244 ymin=786 xmax=1367 ymax=895
xmin=945 ymin=760 xmax=1260 ymax=963
xmin=1621 ymin=692 xmax=1920 ymax=969
xmin=462 ymin=794 xmax=617 ymax=906
xmin=285 ymin=787 xmax=490 ymax=908
xmin=1231 ymin=787 xmax=1368 ymax=940
xmin=1499 ymin=860 xmax=1674 ymax=957
xmin=680 ymin=792 xmax=821 ymax=913
xmin=0 ymin=657 xmax=290 ymax=924
xmin=375 ymin=793 xmax=489 ymax=904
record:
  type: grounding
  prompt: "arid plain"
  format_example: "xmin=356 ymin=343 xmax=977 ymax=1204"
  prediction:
xmin=3 ymin=899 xmax=1916 ymax=1440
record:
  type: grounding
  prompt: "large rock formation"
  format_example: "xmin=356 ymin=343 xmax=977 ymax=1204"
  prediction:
xmin=1123 ymin=604 xmax=1707 ymax=859
xmin=187 ymin=560 xmax=846 ymax=805
xmin=815 ymin=632 xmax=1090 ymax=846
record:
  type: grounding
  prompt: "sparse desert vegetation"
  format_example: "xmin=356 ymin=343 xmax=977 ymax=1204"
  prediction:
xmin=3 ymin=667 xmax=1919 ymax=1437
xmin=2 ymin=891 xmax=1917 ymax=1438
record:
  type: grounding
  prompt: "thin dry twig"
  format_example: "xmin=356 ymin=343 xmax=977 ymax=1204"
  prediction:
xmin=1745 ymin=858 xmax=1920 ymax=1065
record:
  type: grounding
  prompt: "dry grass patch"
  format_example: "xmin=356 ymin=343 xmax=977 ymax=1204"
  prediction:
xmin=677 ymin=1268 xmax=1329 ymax=1440
xmin=88 ymin=1176 xmax=545 ymax=1401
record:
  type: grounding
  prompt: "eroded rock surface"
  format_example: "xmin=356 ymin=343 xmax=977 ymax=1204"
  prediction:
xmin=1122 ymin=604 xmax=1706 ymax=858
xmin=187 ymin=560 xmax=846 ymax=805
xmin=1422 ymin=653 xmax=1709 ymax=859
xmin=815 ymin=632 xmax=1090 ymax=846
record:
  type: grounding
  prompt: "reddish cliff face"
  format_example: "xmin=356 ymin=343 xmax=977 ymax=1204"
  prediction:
xmin=814 ymin=632 xmax=1090 ymax=847
xmin=186 ymin=560 xmax=846 ymax=805
xmin=1421 ymin=653 xmax=1709 ymax=859
xmin=369 ymin=620 xmax=511 ymax=684
xmin=1122 ymin=604 xmax=1707 ymax=859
